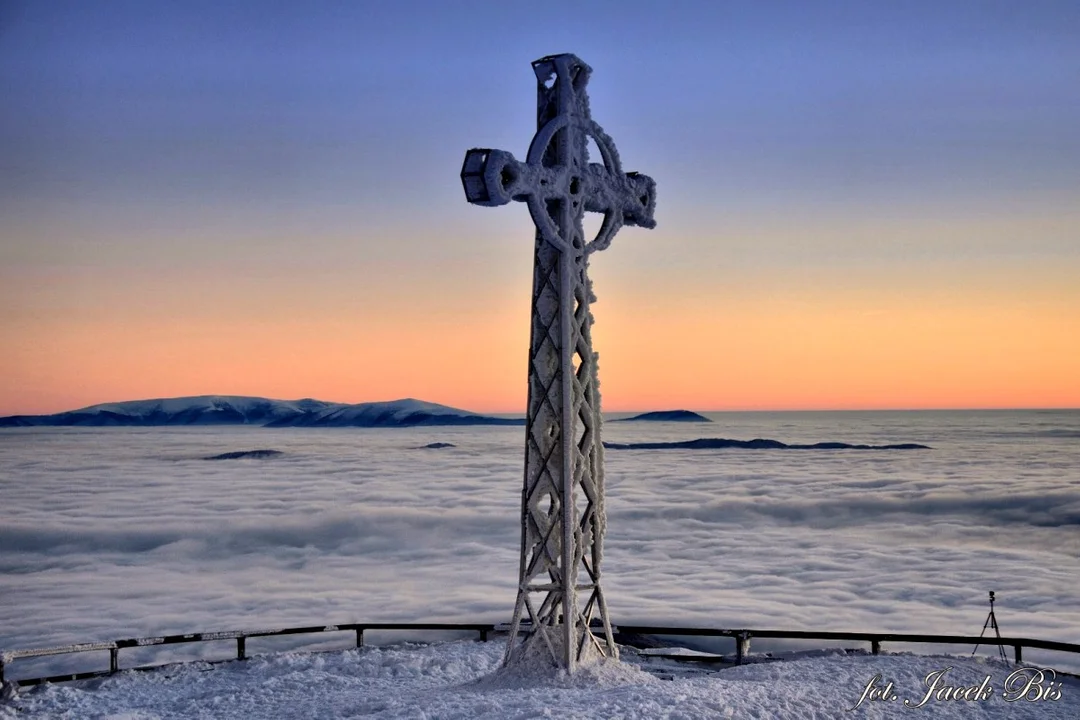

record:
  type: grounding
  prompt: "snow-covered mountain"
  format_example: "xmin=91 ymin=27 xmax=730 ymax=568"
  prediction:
xmin=263 ymin=398 xmax=522 ymax=428
xmin=0 ymin=396 xmax=522 ymax=428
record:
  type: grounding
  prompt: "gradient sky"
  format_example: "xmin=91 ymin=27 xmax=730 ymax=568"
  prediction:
xmin=2 ymin=0 xmax=1078 ymax=415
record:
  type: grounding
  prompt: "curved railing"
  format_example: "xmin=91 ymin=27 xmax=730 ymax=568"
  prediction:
xmin=3 ymin=622 xmax=1078 ymax=686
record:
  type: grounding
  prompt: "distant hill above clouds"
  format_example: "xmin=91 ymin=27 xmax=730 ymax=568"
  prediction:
xmin=614 ymin=410 xmax=712 ymax=423
xmin=0 ymin=395 xmax=524 ymax=428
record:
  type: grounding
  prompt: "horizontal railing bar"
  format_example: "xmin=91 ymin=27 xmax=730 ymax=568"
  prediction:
xmin=345 ymin=623 xmax=495 ymax=632
xmin=4 ymin=641 xmax=117 ymax=660
xmin=116 ymin=631 xmax=248 ymax=648
xmin=4 ymin=624 xmax=498 ymax=662
xmin=17 ymin=669 xmax=113 ymax=686
xmin=16 ymin=656 xmax=260 ymax=687
xmin=641 ymin=654 xmax=730 ymax=664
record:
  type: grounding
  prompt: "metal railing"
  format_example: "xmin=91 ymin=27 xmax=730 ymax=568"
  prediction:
xmin=1 ymin=623 xmax=495 ymax=686
xmin=3 ymin=622 xmax=1079 ymax=686
xmin=613 ymin=625 xmax=1080 ymax=667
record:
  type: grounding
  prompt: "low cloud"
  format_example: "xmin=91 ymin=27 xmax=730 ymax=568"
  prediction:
xmin=1 ymin=417 xmax=1078 ymax=680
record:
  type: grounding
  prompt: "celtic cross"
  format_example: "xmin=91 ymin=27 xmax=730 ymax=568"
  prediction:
xmin=461 ymin=53 xmax=656 ymax=672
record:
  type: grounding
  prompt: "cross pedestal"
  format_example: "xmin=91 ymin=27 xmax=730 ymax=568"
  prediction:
xmin=461 ymin=53 xmax=656 ymax=672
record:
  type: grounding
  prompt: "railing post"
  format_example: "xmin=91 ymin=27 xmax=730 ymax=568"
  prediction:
xmin=735 ymin=632 xmax=751 ymax=665
xmin=109 ymin=648 xmax=119 ymax=674
xmin=355 ymin=629 xmax=364 ymax=648
xmin=1014 ymin=644 xmax=1022 ymax=664
xmin=479 ymin=629 xmax=488 ymax=642
xmin=237 ymin=637 xmax=246 ymax=661
xmin=871 ymin=640 xmax=881 ymax=655
xmin=0 ymin=657 xmax=5 ymax=684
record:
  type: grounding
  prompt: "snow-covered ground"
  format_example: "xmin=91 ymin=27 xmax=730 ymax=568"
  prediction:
xmin=3 ymin=640 xmax=1078 ymax=719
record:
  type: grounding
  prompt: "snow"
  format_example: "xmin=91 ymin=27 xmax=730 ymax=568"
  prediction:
xmin=3 ymin=640 xmax=1077 ymax=719
xmin=300 ymin=398 xmax=481 ymax=425
xmin=78 ymin=396 xmax=465 ymax=421
xmin=73 ymin=395 xmax=341 ymax=420
xmin=1 ymin=395 xmax=516 ymax=427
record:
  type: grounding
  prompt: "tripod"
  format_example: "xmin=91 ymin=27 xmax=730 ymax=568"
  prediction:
xmin=972 ymin=590 xmax=1009 ymax=665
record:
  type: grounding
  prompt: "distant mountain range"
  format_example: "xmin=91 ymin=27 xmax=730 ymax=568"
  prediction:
xmin=0 ymin=399 xmax=928 ymax=450
xmin=0 ymin=396 xmax=524 ymax=428
xmin=0 ymin=396 xmax=722 ymax=429
xmin=0 ymin=396 xmax=721 ymax=429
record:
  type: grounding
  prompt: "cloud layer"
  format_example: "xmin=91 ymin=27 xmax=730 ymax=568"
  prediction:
xmin=1 ymin=410 xmax=1078 ymax=678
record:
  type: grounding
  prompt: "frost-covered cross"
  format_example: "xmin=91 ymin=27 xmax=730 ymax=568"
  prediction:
xmin=461 ymin=53 xmax=656 ymax=672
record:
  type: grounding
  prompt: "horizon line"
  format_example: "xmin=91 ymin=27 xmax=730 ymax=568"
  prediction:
xmin=2 ymin=393 xmax=1078 ymax=419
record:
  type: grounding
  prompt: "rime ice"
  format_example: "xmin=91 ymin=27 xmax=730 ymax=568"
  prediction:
xmin=461 ymin=53 xmax=657 ymax=673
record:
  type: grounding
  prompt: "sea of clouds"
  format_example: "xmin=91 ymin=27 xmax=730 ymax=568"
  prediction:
xmin=1 ymin=410 xmax=1078 ymax=680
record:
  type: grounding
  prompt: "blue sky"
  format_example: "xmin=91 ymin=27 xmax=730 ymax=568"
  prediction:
xmin=5 ymin=1 xmax=1078 ymax=206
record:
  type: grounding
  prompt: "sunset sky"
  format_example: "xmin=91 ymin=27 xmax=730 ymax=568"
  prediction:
xmin=2 ymin=0 xmax=1078 ymax=415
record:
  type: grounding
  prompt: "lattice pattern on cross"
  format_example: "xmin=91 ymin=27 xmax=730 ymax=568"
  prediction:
xmin=461 ymin=53 xmax=656 ymax=673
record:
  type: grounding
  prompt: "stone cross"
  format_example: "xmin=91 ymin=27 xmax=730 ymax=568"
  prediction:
xmin=461 ymin=53 xmax=656 ymax=672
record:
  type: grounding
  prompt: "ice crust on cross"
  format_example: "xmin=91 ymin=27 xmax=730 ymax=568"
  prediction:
xmin=461 ymin=53 xmax=656 ymax=673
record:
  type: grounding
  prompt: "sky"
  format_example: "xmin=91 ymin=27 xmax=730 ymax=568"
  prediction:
xmin=1 ymin=0 xmax=1078 ymax=415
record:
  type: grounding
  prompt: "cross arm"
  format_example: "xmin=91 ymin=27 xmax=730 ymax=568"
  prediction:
xmin=461 ymin=149 xmax=655 ymax=230
xmin=583 ymin=165 xmax=656 ymax=230
xmin=462 ymin=146 xmax=655 ymax=254
xmin=461 ymin=148 xmax=534 ymax=207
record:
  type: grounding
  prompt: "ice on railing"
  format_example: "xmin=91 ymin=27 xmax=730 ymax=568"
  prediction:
xmin=6 ymin=641 xmax=117 ymax=660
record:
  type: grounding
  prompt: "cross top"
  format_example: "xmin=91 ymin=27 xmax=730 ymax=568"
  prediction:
xmin=461 ymin=54 xmax=656 ymax=255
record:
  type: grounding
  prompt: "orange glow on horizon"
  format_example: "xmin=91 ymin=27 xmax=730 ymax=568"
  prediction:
xmin=2 ymin=257 xmax=1078 ymax=417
